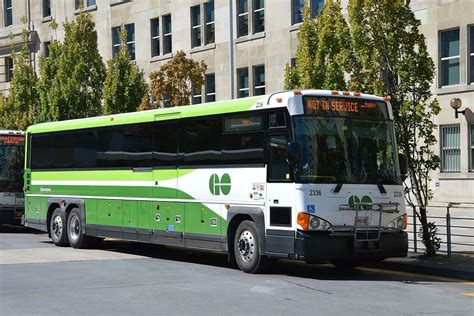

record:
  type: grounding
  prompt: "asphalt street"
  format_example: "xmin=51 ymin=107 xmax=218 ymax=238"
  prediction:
xmin=0 ymin=225 xmax=473 ymax=315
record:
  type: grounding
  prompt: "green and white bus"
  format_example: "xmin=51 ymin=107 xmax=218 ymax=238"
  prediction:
xmin=24 ymin=90 xmax=408 ymax=273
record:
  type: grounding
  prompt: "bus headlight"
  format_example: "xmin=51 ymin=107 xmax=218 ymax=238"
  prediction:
xmin=297 ymin=212 xmax=332 ymax=231
xmin=388 ymin=214 xmax=407 ymax=230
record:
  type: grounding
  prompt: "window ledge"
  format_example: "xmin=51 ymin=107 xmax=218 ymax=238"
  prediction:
xmin=235 ymin=32 xmax=266 ymax=44
xmin=110 ymin=0 xmax=131 ymax=6
xmin=436 ymin=83 xmax=474 ymax=95
xmin=289 ymin=23 xmax=302 ymax=32
xmin=74 ymin=5 xmax=97 ymax=15
xmin=42 ymin=16 xmax=52 ymax=23
xmin=150 ymin=53 xmax=173 ymax=63
xmin=190 ymin=43 xmax=216 ymax=54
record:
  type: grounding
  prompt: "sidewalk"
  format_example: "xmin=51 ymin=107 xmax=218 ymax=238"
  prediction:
xmin=366 ymin=252 xmax=474 ymax=281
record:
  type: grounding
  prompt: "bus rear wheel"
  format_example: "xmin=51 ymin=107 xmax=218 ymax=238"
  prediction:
xmin=234 ymin=220 xmax=267 ymax=273
xmin=67 ymin=208 xmax=99 ymax=249
xmin=50 ymin=208 xmax=69 ymax=247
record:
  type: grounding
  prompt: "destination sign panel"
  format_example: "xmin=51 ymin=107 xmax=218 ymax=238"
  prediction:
xmin=303 ymin=96 xmax=389 ymax=119
xmin=0 ymin=135 xmax=25 ymax=145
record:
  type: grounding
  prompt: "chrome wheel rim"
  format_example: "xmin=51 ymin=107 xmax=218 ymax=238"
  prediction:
xmin=69 ymin=215 xmax=80 ymax=241
xmin=51 ymin=215 xmax=63 ymax=239
xmin=238 ymin=229 xmax=255 ymax=263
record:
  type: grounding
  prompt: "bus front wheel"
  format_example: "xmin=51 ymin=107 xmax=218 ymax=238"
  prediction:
xmin=50 ymin=208 xmax=69 ymax=247
xmin=234 ymin=220 xmax=267 ymax=273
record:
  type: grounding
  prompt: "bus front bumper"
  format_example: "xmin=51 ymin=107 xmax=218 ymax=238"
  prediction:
xmin=294 ymin=230 xmax=408 ymax=262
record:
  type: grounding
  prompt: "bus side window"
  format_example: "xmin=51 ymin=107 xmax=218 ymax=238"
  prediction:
xmin=269 ymin=112 xmax=286 ymax=129
xmin=154 ymin=122 xmax=178 ymax=167
xmin=268 ymin=135 xmax=291 ymax=182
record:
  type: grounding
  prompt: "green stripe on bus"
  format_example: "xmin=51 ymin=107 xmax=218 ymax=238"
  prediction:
xmin=31 ymin=169 xmax=195 ymax=181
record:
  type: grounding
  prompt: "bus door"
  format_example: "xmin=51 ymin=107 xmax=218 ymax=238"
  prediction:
xmin=151 ymin=113 xmax=184 ymax=239
xmin=265 ymin=112 xmax=294 ymax=232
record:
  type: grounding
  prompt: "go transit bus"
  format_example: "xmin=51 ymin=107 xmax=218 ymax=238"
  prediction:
xmin=24 ymin=90 xmax=408 ymax=273
xmin=0 ymin=130 xmax=25 ymax=224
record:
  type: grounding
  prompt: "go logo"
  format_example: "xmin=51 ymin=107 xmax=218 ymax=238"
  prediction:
xmin=348 ymin=195 xmax=372 ymax=209
xmin=209 ymin=173 xmax=231 ymax=196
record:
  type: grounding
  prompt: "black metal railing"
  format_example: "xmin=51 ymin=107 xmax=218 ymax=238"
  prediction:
xmin=407 ymin=202 xmax=474 ymax=256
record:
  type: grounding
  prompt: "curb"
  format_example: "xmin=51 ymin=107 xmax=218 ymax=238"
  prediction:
xmin=364 ymin=260 xmax=474 ymax=281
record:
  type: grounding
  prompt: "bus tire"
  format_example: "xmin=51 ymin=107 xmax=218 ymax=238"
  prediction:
xmin=234 ymin=220 xmax=267 ymax=273
xmin=50 ymin=208 xmax=69 ymax=247
xmin=67 ymin=208 xmax=94 ymax=249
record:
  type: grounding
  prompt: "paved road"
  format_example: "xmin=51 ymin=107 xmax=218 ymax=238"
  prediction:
xmin=1 ymin=225 xmax=472 ymax=315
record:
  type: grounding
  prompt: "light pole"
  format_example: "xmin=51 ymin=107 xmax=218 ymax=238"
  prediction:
xmin=450 ymin=98 xmax=466 ymax=119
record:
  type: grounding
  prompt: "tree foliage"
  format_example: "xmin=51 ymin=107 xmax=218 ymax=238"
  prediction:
xmin=0 ymin=30 xmax=38 ymax=130
xmin=284 ymin=6 xmax=318 ymax=89
xmin=143 ymin=51 xmax=207 ymax=109
xmin=284 ymin=2 xmax=353 ymax=90
xmin=103 ymin=26 xmax=148 ymax=115
xmin=37 ymin=12 xmax=106 ymax=122
xmin=349 ymin=0 xmax=441 ymax=255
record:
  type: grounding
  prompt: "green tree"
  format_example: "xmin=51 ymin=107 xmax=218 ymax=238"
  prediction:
xmin=144 ymin=50 xmax=207 ymax=109
xmin=284 ymin=2 xmax=353 ymax=90
xmin=284 ymin=6 xmax=318 ymax=89
xmin=348 ymin=0 xmax=441 ymax=255
xmin=0 ymin=30 xmax=39 ymax=130
xmin=103 ymin=26 xmax=148 ymax=115
xmin=37 ymin=12 xmax=106 ymax=122
xmin=314 ymin=0 xmax=352 ymax=90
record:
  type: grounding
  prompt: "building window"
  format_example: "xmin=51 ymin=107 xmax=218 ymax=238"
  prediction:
xmin=311 ymin=0 xmax=324 ymax=18
xmin=253 ymin=0 xmax=264 ymax=34
xmin=237 ymin=0 xmax=249 ymax=37
xmin=44 ymin=41 xmax=51 ymax=57
xmin=253 ymin=65 xmax=265 ymax=95
xmin=75 ymin=0 xmax=96 ymax=9
xmin=112 ymin=24 xmax=135 ymax=60
xmin=237 ymin=67 xmax=249 ymax=98
xmin=292 ymin=0 xmax=324 ymax=25
xmin=237 ymin=0 xmax=265 ymax=37
xmin=4 ymin=0 xmax=12 ymax=26
xmin=205 ymin=73 xmax=216 ymax=102
xmin=192 ymin=83 xmax=202 ymax=104
xmin=42 ymin=0 xmax=51 ymax=18
xmin=5 ymin=57 xmax=13 ymax=82
xmin=204 ymin=1 xmax=215 ymax=45
xmin=292 ymin=0 xmax=305 ymax=25
xmin=470 ymin=124 xmax=474 ymax=172
xmin=163 ymin=14 xmax=172 ymax=55
xmin=440 ymin=29 xmax=460 ymax=87
xmin=469 ymin=25 xmax=474 ymax=84
xmin=440 ymin=124 xmax=461 ymax=173
xmin=191 ymin=6 xmax=201 ymax=48
xmin=151 ymin=18 xmax=160 ymax=57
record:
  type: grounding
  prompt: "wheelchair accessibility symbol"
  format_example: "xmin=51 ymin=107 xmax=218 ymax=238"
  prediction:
xmin=307 ymin=205 xmax=316 ymax=214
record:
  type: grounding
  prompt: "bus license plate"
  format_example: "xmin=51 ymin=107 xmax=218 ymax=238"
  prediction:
xmin=355 ymin=216 xmax=369 ymax=226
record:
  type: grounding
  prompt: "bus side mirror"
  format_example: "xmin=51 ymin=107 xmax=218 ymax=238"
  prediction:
xmin=287 ymin=142 xmax=301 ymax=167
xmin=398 ymin=153 xmax=408 ymax=181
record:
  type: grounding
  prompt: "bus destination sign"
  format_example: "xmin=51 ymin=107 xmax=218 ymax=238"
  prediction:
xmin=303 ymin=96 xmax=389 ymax=119
xmin=0 ymin=135 xmax=25 ymax=145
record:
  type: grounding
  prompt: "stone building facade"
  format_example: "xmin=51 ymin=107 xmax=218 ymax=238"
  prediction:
xmin=0 ymin=0 xmax=472 ymax=202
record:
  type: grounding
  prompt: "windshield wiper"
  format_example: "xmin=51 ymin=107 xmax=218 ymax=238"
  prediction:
xmin=333 ymin=159 xmax=351 ymax=193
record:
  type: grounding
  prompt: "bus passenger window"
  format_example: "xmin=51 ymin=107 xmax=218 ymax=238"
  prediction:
xmin=268 ymin=135 xmax=291 ymax=181
xmin=154 ymin=122 xmax=178 ymax=167
xmin=269 ymin=112 xmax=286 ymax=128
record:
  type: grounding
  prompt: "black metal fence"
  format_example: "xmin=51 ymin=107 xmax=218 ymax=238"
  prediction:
xmin=407 ymin=203 xmax=474 ymax=256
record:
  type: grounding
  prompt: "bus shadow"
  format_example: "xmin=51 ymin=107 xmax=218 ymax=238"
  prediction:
xmin=0 ymin=224 xmax=42 ymax=234
xmin=97 ymin=239 xmax=440 ymax=283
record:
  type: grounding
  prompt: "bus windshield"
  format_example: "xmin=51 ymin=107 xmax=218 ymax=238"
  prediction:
xmin=0 ymin=135 xmax=25 ymax=192
xmin=293 ymin=97 xmax=401 ymax=185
